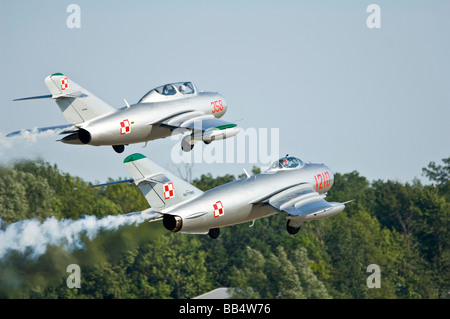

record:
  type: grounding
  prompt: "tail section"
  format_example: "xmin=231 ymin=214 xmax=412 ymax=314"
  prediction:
xmin=44 ymin=73 xmax=116 ymax=125
xmin=123 ymin=153 xmax=202 ymax=211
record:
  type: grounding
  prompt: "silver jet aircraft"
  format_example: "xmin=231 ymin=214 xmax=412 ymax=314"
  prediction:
xmin=99 ymin=153 xmax=352 ymax=239
xmin=8 ymin=73 xmax=239 ymax=153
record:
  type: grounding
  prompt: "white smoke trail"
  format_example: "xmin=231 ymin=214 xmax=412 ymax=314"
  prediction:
xmin=0 ymin=128 xmax=60 ymax=156
xmin=0 ymin=212 xmax=154 ymax=260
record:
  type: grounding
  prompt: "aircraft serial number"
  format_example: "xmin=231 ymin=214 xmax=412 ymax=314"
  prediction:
xmin=211 ymin=99 xmax=224 ymax=113
xmin=314 ymin=172 xmax=331 ymax=191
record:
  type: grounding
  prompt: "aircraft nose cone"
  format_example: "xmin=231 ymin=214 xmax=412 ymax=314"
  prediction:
xmin=327 ymin=167 xmax=334 ymax=177
xmin=220 ymin=96 xmax=228 ymax=111
xmin=326 ymin=167 xmax=335 ymax=188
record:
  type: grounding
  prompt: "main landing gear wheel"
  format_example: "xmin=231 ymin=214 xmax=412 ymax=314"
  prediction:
xmin=112 ymin=145 xmax=125 ymax=153
xmin=181 ymin=136 xmax=194 ymax=152
xmin=286 ymin=220 xmax=301 ymax=235
xmin=208 ymin=228 xmax=220 ymax=239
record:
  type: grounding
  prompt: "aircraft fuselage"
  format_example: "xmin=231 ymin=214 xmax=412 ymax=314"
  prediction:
xmin=65 ymin=92 xmax=227 ymax=146
xmin=163 ymin=163 xmax=334 ymax=234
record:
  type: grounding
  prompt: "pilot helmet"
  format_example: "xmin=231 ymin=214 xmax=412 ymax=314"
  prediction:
xmin=179 ymin=84 xmax=186 ymax=93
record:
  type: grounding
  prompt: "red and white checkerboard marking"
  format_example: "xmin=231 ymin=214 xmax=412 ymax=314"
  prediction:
xmin=61 ymin=78 xmax=69 ymax=90
xmin=213 ymin=201 xmax=224 ymax=218
xmin=164 ymin=182 xmax=175 ymax=200
xmin=120 ymin=119 xmax=131 ymax=135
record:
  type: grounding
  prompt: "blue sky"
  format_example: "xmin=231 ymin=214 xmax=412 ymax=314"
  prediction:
xmin=1 ymin=0 xmax=449 ymax=184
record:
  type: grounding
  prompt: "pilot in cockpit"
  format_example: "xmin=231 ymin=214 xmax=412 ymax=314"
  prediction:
xmin=279 ymin=156 xmax=301 ymax=169
xmin=179 ymin=84 xmax=186 ymax=93
xmin=267 ymin=156 xmax=303 ymax=172
xmin=163 ymin=84 xmax=175 ymax=95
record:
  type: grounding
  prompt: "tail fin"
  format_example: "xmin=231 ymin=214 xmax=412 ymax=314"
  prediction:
xmin=44 ymin=73 xmax=116 ymax=125
xmin=123 ymin=153 xmax=202 ymax=211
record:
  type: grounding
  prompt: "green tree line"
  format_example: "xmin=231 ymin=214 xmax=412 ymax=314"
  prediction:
xmin=0 ymin=157 xmax=448 ymax=298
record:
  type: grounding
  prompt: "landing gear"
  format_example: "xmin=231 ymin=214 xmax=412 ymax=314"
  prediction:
xmin=113 ymin=145 xmax=125 ymax=153
xmin=286 ymin=220 xmax=303 ymax=235
xmin=208 ymin=228 xmax=220 ymax=239
xmin=181 ymin=143 xmax=194 ymax=152
xmin=181 ymin=136 xmax=194 ymax=152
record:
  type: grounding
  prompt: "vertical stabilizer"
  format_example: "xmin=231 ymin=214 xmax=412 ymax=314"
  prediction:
xmin=123 ymin=153 xmax=202 ymax=211
xmin=45 ymin=73 xmax=116 ymax=124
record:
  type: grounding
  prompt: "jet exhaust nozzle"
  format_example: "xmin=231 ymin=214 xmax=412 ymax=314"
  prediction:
xmin=163 ymin=214 xmax=182 ymax=232
xmin=59 ymin=128 xmax=91 ymax=145
xmin=78 ymin=129 xmax=92 ymax=144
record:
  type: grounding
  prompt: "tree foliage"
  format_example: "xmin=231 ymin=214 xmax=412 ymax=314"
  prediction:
xmin=0 ymin=156 xmax=448 ymax=299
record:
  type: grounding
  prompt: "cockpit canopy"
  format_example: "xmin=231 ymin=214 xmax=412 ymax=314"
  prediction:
xmin=266 ymin=156 xmax=304 ymax=172
xmin=139 ymin=81 xmax=197 ymax=103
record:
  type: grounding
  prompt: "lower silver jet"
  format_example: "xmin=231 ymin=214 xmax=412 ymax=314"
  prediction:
xmin=99 ymin=153 xmax=352 ymax=239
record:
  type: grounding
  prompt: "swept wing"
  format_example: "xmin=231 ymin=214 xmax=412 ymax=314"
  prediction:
xmin=255 ymin=183 xmax=349 ymax=221
xmin=160 ymin=111 xmax=239 ymax=143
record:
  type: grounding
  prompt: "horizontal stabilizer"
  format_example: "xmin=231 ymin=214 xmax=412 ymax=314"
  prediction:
xmin=52 ymin=91 xmax=88 ymax=99
xmin=13 ymin=94 xmax=52 ymax=101
xmin=90 ymin=179 xmax=134 ymax=188
xmin=13 ymin=92 xmax=88 ymax=101
xmin=136 ymin=173 xmax=171 ymax=186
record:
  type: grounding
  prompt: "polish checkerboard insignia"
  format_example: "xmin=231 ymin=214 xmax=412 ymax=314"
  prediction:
xmin=164 ymin=182 xmax=175 ymax=200
xmin=61 ymin=78 xmax=69 ymax=90
xmin=120 ymin=119 xmax=131 ymax=135
xmin=213 ymin=201 xmax=224 ymax=218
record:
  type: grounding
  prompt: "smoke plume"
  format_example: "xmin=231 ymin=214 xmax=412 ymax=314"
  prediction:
xmin=0 ymin=212 xmax=152 ymax=260
xmin=0 ymin=129 xmax=61 ymax=157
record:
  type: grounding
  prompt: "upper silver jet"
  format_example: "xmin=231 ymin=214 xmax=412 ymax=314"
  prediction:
xmin=8 ymin=73 xmax=239 ymax=153
xmin=99 ymin=153 xmax=352 ymax=239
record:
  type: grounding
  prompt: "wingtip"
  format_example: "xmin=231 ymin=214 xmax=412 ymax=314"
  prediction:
xmin=123 ymin=153 xmax=147 ymax=163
